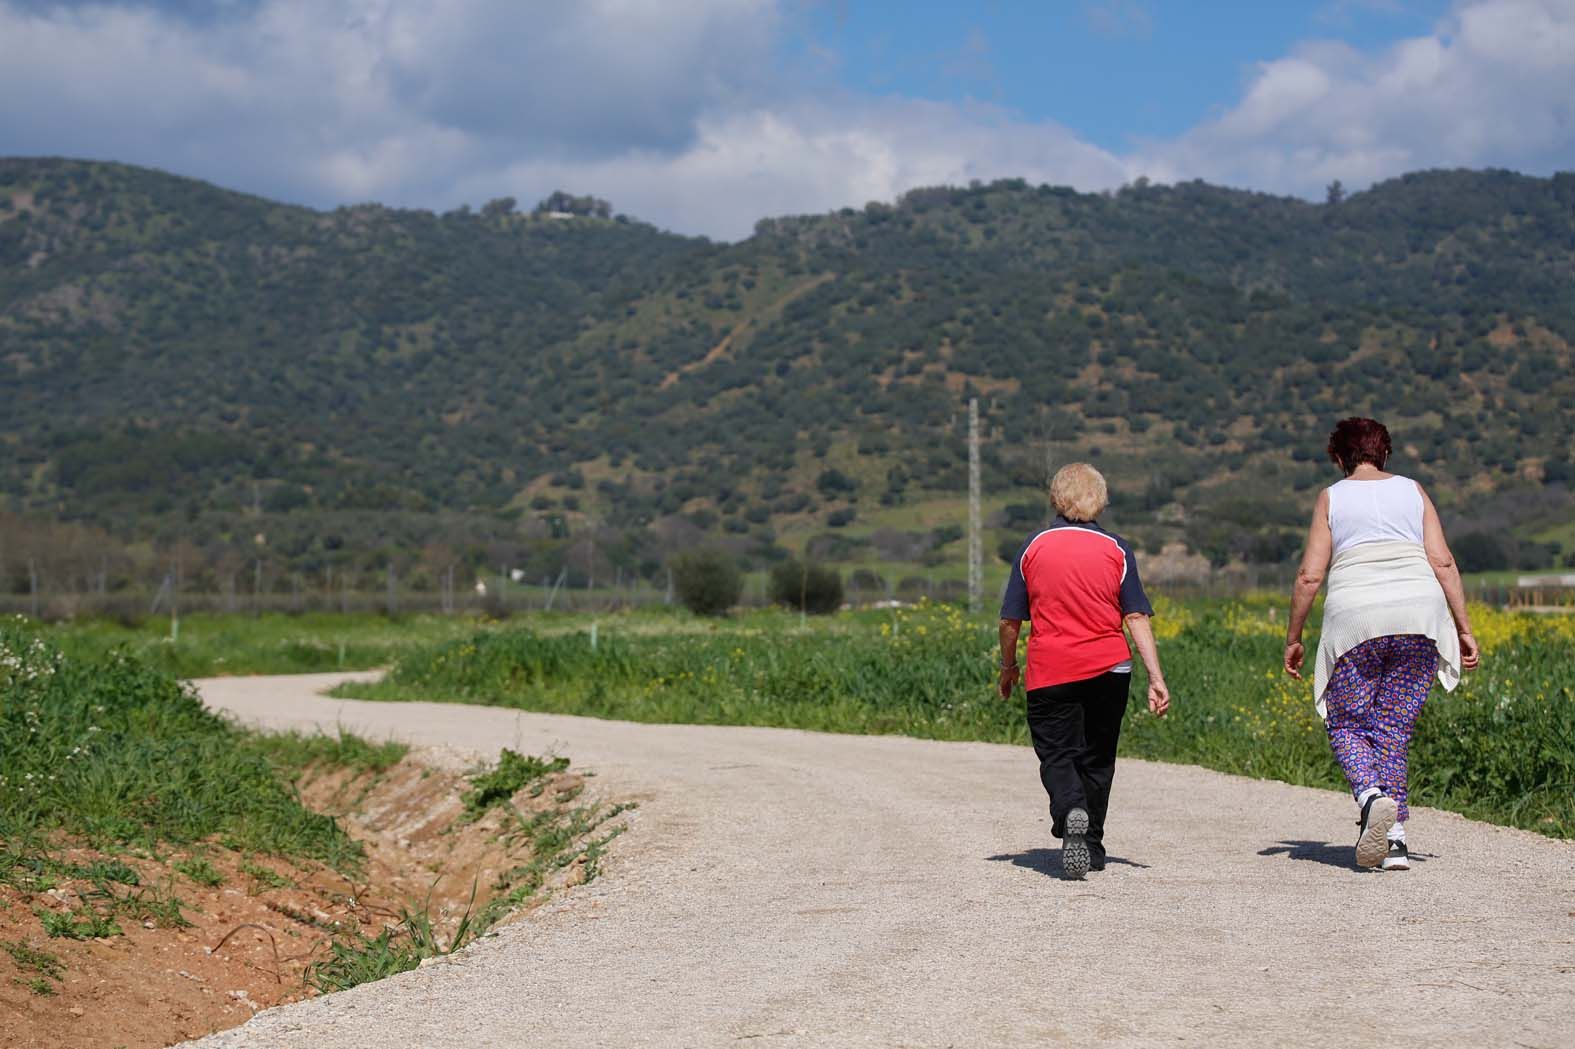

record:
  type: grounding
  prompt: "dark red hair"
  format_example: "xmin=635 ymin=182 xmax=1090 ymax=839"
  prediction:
xmin=1327 ymin=417 xmax=1392 ymax=474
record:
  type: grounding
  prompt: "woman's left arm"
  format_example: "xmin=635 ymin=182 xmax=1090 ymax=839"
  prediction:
xmin=1124 ymin=613 xmax=1169 ymax=717
xmin=1285 ymin=489 xmax=1333 ymax=679
xmin=1418 ymin=483 xmax=1480 ymax=671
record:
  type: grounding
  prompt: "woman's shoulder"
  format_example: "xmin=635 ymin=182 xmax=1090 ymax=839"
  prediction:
xmin=1097 ymin=525 xmax=1139 ymax=557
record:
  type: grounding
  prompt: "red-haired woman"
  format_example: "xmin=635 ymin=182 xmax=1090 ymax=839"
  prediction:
xmin=1284 ymin=418 xmax=1480 ymax=870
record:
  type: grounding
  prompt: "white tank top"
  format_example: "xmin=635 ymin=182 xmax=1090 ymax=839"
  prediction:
xmin=1327 ymin=475 xmax=1425 ymax=555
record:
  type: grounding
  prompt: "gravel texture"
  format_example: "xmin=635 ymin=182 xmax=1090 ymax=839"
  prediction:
xmin=183 ymin=673 xmax=1575 ymax=1049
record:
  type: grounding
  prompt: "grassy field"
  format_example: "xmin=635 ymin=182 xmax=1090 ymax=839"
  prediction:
xmin=0 ymin=616 xmax=625 ymax=1007
xmin=327 ymin=597 xmax=1575 ymax=838
xmin=27 ymin=597 xmax=1575 ymax=841
xmin=0 ymin=615 xmax=407 ymax=984
xmin=0 ymin=617 xmax=404 ymax=876
xmin=42 ymin=612 xmax=496 ymax=679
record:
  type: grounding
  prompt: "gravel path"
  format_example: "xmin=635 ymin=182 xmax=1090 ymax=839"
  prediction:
xmin=184 ymin=674 xmax=1575 ymax=1049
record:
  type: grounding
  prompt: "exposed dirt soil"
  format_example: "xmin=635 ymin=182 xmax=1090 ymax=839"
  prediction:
xmin=0 ymin=747 xmax=620 ymax=1049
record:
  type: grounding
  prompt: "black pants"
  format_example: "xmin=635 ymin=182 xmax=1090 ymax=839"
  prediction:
xmin=1026 ymin=671 xmax=1131 ymax=856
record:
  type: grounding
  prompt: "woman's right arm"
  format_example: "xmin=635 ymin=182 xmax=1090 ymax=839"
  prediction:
xmin=1419 ymin=483 xmax=1480 ymax=670
xmin=1285 ymin=489 xmax=1332 ymax=679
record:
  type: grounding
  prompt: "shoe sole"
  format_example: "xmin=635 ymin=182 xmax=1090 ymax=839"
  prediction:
xmin=1380 ymin=856 xmax=1410 ymax=871
xmin=1356 ymin=797 xmax=1398 ymax=868
xmin=1062 ymin=808 xmax=1090 ymax=880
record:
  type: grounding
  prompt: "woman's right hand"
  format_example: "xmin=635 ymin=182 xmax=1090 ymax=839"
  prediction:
xmin=1459 ymin=631 xmax=1480 ymax=671
xmin=1283 ymin=640 xmax=1306 ymax=680
xmin=1147 ymin=679 xmax=1170 ymax=718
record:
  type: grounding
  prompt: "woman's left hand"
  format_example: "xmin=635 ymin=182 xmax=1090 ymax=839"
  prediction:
xmin=1284 ymin=640 xmax=1305 ymax=680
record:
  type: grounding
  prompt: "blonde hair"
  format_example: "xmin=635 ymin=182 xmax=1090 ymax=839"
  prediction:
xmin=1049 ymin=463 xmax=1108 ymax=522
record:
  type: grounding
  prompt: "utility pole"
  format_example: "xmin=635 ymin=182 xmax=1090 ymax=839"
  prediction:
xmin=967 ymin=397 xmax=982 ymax=614
xmin=170 ymin=553 xmax=180 ymax=642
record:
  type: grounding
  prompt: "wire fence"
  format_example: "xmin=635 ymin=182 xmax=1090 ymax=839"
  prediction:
xmin=2 ymin=567 xmax=1563 ymax=624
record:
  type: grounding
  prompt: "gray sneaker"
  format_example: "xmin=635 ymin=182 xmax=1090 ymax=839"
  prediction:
xmin=1355 ymin=794 xmax=1398 ymax=869
xmin=1062 ymin=808 xmax=1091 ymax=880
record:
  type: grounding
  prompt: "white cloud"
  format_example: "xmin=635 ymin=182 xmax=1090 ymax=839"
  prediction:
xmin=0 ymin=0 xmax=784 ymax=206
xmin=0 ymin=0 xmax=1571 ymax=238
xmin=464 ymin=100 xmax=1134 ymax=239
xmin=1139 ymin=0 xmax=1575 ymax=193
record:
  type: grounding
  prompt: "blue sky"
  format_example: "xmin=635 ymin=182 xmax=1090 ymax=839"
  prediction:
xmin=792 ymin=1 xmax=1455 ymax=151
xmin=0 ymin=0 xmax=1569 ymax=238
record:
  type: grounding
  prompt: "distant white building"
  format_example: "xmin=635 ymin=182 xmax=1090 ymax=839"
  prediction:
xmin=1517 ymin=574 xmax=1575 ymax=587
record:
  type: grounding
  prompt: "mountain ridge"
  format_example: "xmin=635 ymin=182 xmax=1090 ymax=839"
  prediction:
xmin=3 ymin=156 xmax=1573 ymax=591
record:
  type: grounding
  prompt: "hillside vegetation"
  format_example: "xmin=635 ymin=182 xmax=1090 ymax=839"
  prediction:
xmin=3 ymin=158 xmax=1574 ymax=596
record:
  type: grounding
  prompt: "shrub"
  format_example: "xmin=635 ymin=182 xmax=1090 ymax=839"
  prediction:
xmin=768 ymin=560 xmax=844 ymax=614
xmin=815 ymin=469 xmax=857 ymax=496
xmin=846 ymin=568 xmax=886 ymax=594
xmin=669 ymin=549 xmax=742 ymax=616
xmin=930 ymin=524 xmax=964 ymax=547
xmin=1454 ymin=532 xmax=1510 ymax=572
xmin=461 ymin=750 xmax=569 ymax=821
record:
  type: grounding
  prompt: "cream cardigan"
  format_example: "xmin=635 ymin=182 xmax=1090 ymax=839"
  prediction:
xmin=1314 ymin=539 xmax=1462 ymax=719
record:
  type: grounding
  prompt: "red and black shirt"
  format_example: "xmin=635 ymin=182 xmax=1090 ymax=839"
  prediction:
xmin=1000 ymin=516 xmax=1154 ymax=690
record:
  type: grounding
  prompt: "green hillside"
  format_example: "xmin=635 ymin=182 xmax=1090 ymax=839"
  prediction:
xmin=3 ymin=158 xmax=1573 ymax=597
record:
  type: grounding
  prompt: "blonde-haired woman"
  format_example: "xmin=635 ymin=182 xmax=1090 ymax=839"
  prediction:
xmin=999 ymin=463 xmax=1170 ymax=879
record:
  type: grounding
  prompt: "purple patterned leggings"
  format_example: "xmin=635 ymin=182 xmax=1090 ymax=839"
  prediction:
xmin=1323 ymin=634 xmax=1438 ymax=822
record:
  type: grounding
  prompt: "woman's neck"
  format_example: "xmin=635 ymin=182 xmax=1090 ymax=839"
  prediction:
xmin=1346 ymin=463 xmax=1391 ymax=480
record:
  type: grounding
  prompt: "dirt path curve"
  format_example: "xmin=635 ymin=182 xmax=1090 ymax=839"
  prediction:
xmin=184 ymin=674 xmax=1575 ymax=1049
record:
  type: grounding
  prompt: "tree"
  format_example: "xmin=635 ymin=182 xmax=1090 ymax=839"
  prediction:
xmin=1453 ymin=532 xmax=1510 ymax=573
xmin=481 ymin=196 xmax=517 ymax=219
xmin=670 ymin=549 xmax=741 ymax=616
xmin=768 ymin=559 xmax=843 ymax=614
xmin=816 ymin=469 xmax=857 ymax=496
xmin=1325 ymin=180 xmax=1345 ymax=206
xmin=534 ymin=190 xmax=613 ymax=218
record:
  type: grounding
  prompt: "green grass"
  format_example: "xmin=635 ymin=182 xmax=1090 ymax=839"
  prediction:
xmin=0 ymin=616 xmax=421 ymax=952
xmin=460 ymin=751 xmax=569 ymax=822
xmin=248 ymin=727 xmax=409 ymax=780
xmin=3 ymin=938 xmax=65 ymax=994
xmin=0 ymin=618 xmax=367 ymax=870
xmin=238 ymin=859 xmax=295 ymax=892
xmin=35 ymin=905 xmax=121 ymax=940
xmin=172 ymin=857 xmax=224 ymax=887
xmin=335 ymin=598 xmax=1575 ymax=838
xmin=45 ymin=612 xmax=493 ymax=679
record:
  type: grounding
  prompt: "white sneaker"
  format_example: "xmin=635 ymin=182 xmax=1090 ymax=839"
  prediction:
xmin=1380 ymin=841 xmax=1410 ymax=871
xmin=1355 ymin=794 xmax=1398 ymax=869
